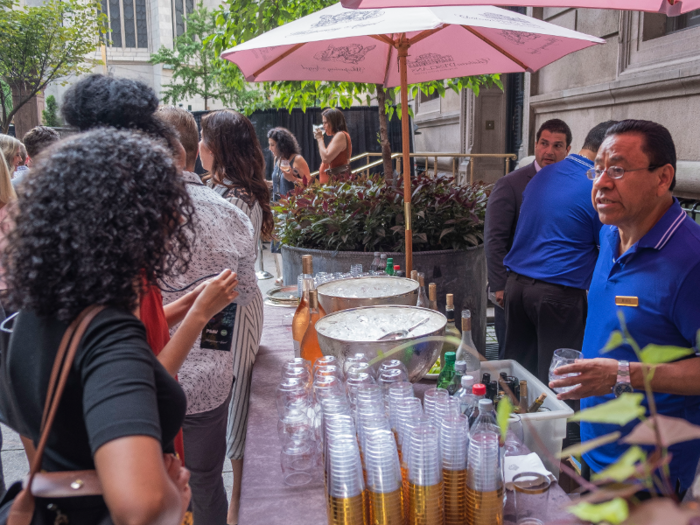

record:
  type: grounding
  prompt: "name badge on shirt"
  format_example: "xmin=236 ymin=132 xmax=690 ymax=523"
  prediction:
xmin=200 ymin=303 xmax=237 ymax=351
xmin=615 ymin=296 xmax=639 ymax=307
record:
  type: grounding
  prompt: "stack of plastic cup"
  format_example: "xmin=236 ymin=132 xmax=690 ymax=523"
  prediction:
xmin=379 ymin=359 xmax=410 ymax=378
xmin=314 ymin=376 xmax=345 ymax=403
xmin=466 ymin=426 xmax=504 ymax=525
xmin=433 ymin=396 xmax=461 ymax=426
xmin=315 ymin=364 xmax=345 ymax=383
xmin=347 ymin=361 xmax=377 ymax=380
xmin=282 ymin=365 xmax=313 ymax=392
xmin=364 ymin=429 xmax=404 ymax=525
xmin=346 ymin=372 xmax=376 ymax=412
xmin=326 ymin=434 xmax=366 ymax=525
xmin=343 ymin=353 xmax=369 ymax=376
xmin=355 ymin=384 xmax=384 ymax=411
xmin=358 ymin=413 xmax=391 ymax=457
xmin=378 ymin=369 xmax=408 ymax=412
xmin=394 ymin=398 xmax=423 ymax=456
xmin=407 ymin=424 xmax=444 ymax=525
xmin=315 ymin=355 xmax=340 ymax=375
xmin=440 ymin=415 xmax=469 ymax=525
xmin=423 ymin=387 xmax=449 ymax=425
xmin=400 ymin=414 xmax=430 ymax=521
xmin=387 ymin=382 xmax=414 ymax=443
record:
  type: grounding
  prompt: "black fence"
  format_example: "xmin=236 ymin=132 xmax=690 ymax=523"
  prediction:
xmin=192 ymin=106 xmax=410 ymax=179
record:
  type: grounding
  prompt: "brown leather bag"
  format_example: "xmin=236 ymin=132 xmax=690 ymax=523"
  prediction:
xmin=8 ymin=305 xmax=105 ymax=525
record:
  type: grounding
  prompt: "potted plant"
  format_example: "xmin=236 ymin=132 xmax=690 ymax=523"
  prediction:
xmin=273 ymin=171 xmax=490 ymax=352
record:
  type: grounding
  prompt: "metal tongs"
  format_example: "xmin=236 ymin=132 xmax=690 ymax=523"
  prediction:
xmin=377 ymin=317 xmax=430 ymax=341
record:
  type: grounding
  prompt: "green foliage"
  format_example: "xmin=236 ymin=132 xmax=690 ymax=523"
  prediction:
xmin=273 ymin=172 xmax=488 ymax=252
xmin=639 ymin=344 xmax=695 ymax=364
xmin=207 ymin=0 xmax=503 ymax=116
xmin=557 ymin=431 xmax=621 ymax=459
xmin=496 ymin=396 xmax=512 ymax=442
xmin=568 ymin=498 xmax=629 ymax=525
xmin=42 ymin=94 xmax=60 ymax=127
xmin=0 ymin=80 xmax=10 ymax=120
xmin=601 ymin=330 xmax=624 ymax=353
xmin=592 ymin=446 xmax=647 ymax=482
xmin=0 ymin=0 xmax=108 ymax=133
xmin=150 ymin=4 xmax=266 ymax=112
xmin=569 ymin=393 xmax=645 ymax=425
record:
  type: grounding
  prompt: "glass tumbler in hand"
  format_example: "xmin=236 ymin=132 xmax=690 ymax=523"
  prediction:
xmin=548 ymin=348 xmax=583 ymax=394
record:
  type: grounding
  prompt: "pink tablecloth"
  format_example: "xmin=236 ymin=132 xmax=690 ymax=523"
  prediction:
xmin=239 ymin=304 xmax=575 ymax=525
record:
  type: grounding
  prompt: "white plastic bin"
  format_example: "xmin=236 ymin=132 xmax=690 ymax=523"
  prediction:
xmin=480 ymin=359 xmax=573 ymax=478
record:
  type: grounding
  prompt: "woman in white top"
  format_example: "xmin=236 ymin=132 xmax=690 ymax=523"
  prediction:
xmin=0 ymin=135 xmax=22 ymax=176
xmin=199 ymin=109 xmax=272 ymax=525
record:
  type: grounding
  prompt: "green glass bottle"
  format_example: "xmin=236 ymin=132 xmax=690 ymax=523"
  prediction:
xmin=385 ymin=257 xmax=395 ymax=276
xmin=437 ymin=351 xmax=456 ymax=390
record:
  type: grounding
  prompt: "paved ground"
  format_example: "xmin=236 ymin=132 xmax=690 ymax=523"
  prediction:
xmin=0 ymin=243 xmax=282 ymax=495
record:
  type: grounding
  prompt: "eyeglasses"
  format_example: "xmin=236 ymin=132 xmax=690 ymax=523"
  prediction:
xmin=586 ymin=165 xmax=660 ymax=181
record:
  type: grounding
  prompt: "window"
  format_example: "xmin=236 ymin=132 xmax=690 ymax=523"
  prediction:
xmin=643 ymin=9 xmax=700 ymax=41
xmin=172 ymin=0 xmax=194 ymax=38
xmin=101 ymin=0 xmax=148 ymax=48
xmin=420 ymin=90 xmax=440 ymax=103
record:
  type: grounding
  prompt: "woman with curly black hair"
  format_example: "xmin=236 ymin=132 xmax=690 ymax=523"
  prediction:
xmin=1 ymin=128 xmax=238 ymax=525
xmin=267 ymin=127 xmax=310 ymax=197
xmin=200 ymin=109 xmax=269 ymax=525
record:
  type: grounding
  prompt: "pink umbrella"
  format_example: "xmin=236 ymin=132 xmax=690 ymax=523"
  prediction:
xmin=341 ymin=0 xmax=700 ymax=16
xmin=221 ymin=3 xmax=603 ymax=273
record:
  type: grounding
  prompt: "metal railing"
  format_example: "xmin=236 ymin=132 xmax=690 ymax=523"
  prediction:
xmin=310 ymin=151 xmax=518 ymax=184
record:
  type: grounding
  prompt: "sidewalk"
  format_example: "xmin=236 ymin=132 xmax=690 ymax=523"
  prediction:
xmin=0 ymin=242 xmax=282 ymax=495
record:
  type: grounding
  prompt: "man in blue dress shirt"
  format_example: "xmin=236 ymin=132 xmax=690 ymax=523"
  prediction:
xmin=502 ymin=121 xmax=616 ymax=382
xmin=549 ymin=120 xmax=700 ymax=494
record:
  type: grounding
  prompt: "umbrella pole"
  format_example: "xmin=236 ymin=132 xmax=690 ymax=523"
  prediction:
xmin=398 ymin=38 xmax=412 ymax=275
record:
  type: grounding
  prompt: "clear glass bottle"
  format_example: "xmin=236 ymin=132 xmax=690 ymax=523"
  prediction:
xmin=370 ymin=252 xmax=382 ymax=273
xmin=292 ymin=255 xmax=315 ymax=357
xmin=300 ymin=290 xmax=325 ymax=365
xmin=379 ymin=254 xmax=388 ymax=275
xmin=455 ymin=309 xmax=480 ymax=377
xmin=416 ymin=273 xmax=430 ymax=308
xmin=440 ymin=294 xmax=461 ymax=370
xmin=437 ymin=351 xmax=456 ymax=391
xmin=385 ymin=258 xmax=395 ymax=276
xmin=455 ymin=375 xmax=477 ymax=416
xmin=428 ymin=283 xmax=438 ymax=311
xmin=447 ymin=360 xmax=466 ymax=395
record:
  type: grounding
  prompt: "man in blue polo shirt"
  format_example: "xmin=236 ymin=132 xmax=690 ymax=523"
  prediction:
xmin=502 ymin=121 xmax=616 ymax=383
xmin=549 ymin=120 xmax=700 ymax=494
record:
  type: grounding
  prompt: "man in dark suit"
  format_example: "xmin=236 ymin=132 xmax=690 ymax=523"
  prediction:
xmin=484 ymin=119 xmax=572 ymax=357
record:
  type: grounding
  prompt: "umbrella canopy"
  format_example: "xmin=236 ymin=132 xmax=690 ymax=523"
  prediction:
xmin=340 ymin=0 xmax=700 ymax=17
xmin=222 ymin=4 xmax=603 ymax=87
xmin=221 ymin=3 xmax=603 ymax=273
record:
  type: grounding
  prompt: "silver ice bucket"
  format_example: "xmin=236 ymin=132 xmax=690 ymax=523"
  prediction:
xmin=316 ymin=276 xmax=418 ymax=314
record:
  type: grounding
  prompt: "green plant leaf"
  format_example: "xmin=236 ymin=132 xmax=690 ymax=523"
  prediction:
xmin=568 ymin=498 xmax=629 ymax=525
xmin=592 ymin=446 xmax=646 ymax=482
xmin=557 ymin=431 xmax=621 ymax=459
xmin=496 ymin=396 xmax=512 ymax=442
xmin=601 ymin=330 xmax=624 ymax=353
xmin=638 ymin=344 xmax=694 ymax=364
xmin=569 ymin=393 xmax=645 ymax=425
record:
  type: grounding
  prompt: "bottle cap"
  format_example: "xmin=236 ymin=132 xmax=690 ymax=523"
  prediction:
xmin=410 ymin=270 xmax=418 ymax=281
xmin=387 ymin=257 xmax=394 ymax=264
xmin=429 ymin=283 xmax=437 ymax=301
xmin=381 ymin=254 xmax=387 ymax=260
xmin=455 ymin=360 xmax=466 ymax=372
xmin=394 ymin=265 xmax=400 ymax=271
xmin=302 ymin=254 xmax=313 ymax=275
xmin=462 ymin=311 xmax=472 ymax=331
xmin=478 ymin=398 xmax=493 ymax=411
xmin=472 ymin=383 xmax=486 ymax=396
xmin=418 ymin=273 xmax=425 ymax=286
xmin=444 ymin=351 xmax=456 ymax=363
xmin=446 ymin=293 xmax=454 ymax=308
xmin=374 ymin=252 xmax=380 ymax=256
xmin=461 ymin=375 xmax=475 ymax=388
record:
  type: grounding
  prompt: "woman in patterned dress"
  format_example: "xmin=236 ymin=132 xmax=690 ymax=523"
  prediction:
xmin=199 ymin=110 xmax=273 ymax=525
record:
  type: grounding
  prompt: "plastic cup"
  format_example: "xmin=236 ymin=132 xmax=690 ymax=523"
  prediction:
xmin=314 ymin=364 xmax=344 ymax=382
xmin=347 ymin=361 xmax=377 ymax=380
xmin=513 ymin=472 xmax=551 ymax=525
xmin=407 ymin=424 xmax=442 ymax=487
xmin=423 ymin=387 xmax=449 ymax=423
xmin=314 ymin=355 xmax=339 ymax=376
xmin=282 ymin=357 xmax=312 ymax=375
xmin=281 ymin=439 xmax=317 ymax=486
xmin=433 ymin=396 xmax=460 ymax=425
xmin=379 ymin=359 xmax=410 ymax=378
xmin=548 ymin=348 xmax=583 ymax=394
xmin=343 ymin=352 xmax=369 ymax=375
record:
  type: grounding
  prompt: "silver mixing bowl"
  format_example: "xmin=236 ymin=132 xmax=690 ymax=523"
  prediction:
xmin=316 ymin=305 xmax=446 ymax=382
xmin=316 ymin=276 xmax=418 ymax=313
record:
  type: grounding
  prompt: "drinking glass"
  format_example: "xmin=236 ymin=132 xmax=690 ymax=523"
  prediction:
xmin=280 ymin=159 xmax=291 ymax=175
xmin=548 ymin=348 xmax=583 ymax=394
xmin=505 ymin=414 xmax=525 ymax=456
xmin=513 ymin=472 xmax=551 ymax=525
xmin=350 ymin=264 xmax=363 ymax=277
xmin=281 ymin=439 xmax=317 ymax=486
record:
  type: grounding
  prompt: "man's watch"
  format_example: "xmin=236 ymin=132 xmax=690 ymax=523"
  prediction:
xmin=613 ymin=360 xmax=633 ymax=397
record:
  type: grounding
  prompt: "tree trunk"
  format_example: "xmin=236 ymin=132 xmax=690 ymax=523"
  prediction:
xmin=375 ymin=84 xmax=393 ymax=184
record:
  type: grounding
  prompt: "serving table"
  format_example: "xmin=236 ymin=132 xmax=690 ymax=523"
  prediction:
xmin=238 ymin=304 xmax=575 ymax=525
